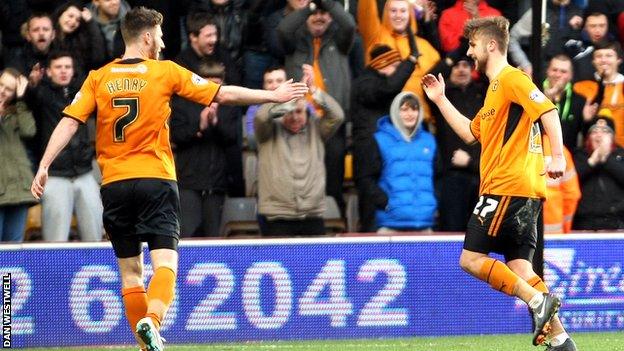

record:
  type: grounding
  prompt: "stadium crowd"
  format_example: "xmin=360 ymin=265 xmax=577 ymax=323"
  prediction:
xmin=1 ymin=0 xmax=624 ymax=242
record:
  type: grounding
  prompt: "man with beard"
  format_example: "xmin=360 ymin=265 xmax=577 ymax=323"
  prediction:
xmin=422 ymin=16 xmax=577 ymax=350
xmin=31 ymin=7 xmax=308 ymax=351
xmin=7 ymin=14 xmax=56 ymax=85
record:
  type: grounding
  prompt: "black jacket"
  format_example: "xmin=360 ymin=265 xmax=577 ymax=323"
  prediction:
xmin=7 ymin=43 xmax=52 ymax=76
xmin=27 ymin=77 xmax=94 ymax=177
xmin=350 ymin=60 xmax=416 ymax=142
xmin=170 ymin=95 xmax=240 ymax=191
xmin=432 ymin=81 xmax=485 ymax=176
xmin=189 ymin=0 xmax=247 ymax=67
xmin=175 ymin=46 xmax=242 ymax=86
xmin=573 ymin=146 xmax=624 ymax=230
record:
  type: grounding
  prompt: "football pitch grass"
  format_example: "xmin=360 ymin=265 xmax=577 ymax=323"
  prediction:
xmin=21 ymin=331 xmax=624 ymax=351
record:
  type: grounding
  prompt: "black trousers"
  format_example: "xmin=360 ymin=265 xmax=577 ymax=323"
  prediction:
xmin=261 ymin=217 xmax=325 ymax=237
xmin=437 ymin=172 xmax=479 ymax=232
xmin=179 ymin=188 xmax=225 ymax=237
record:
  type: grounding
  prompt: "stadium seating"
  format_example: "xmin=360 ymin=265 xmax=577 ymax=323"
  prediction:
xmin=219 ymin=197 xmax=260 ymax=237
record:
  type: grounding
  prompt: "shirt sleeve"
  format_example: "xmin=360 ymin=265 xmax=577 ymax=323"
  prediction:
xmin=62 ymin=71 xmax=97 ymax=123
xmin=470 ymin=115 xmax=481 ymax=142
xmin=505 ymin=70 xmax=556 ymax=122
xmin=168 ymin=61 xmax=220 ymax=106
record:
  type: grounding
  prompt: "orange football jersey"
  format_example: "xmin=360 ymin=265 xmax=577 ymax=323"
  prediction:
xmin=63 ymin=58 xmax=220 ymax=185
xmin=470 ymin=66 xmax=556 ymax=199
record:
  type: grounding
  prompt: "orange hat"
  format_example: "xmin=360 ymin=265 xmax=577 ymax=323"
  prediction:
xmin=369 ymin=45 xmax=401 ymax=70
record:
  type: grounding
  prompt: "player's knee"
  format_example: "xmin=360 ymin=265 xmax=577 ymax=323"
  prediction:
xmin=458 ymin=254 xmax=477 ymax=274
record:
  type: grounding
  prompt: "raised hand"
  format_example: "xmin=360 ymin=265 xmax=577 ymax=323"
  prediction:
xmin=582 ymin=100 xmax=598 ymax=121
xmin=421 ymin=73 xmax=446 ymax=104
xmin=301 ymin=64 xmax=317 ymax=93
xmin=28 ymin=63 xmax=44 ymax=87
xmin=16 ymin=75 xmax=28 ymax=99
xmin=273 ymin=79 xmax=309 ymax=103
xmin=81 ymin=7 xmax=92 ymax=22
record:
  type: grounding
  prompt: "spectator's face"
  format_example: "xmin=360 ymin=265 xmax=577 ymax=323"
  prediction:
xmin=399 ymin=102 xmax=419 ymax=130
xmin=588 ymin=122 xmax=614 ymax=149
xmin=263 ymin=69 xmax=286 ymax=91
xmin=211 ymin=0 xmax=230 ymax=5
xmin=388 ymin=0 xmax=410 ymax=34
xmin=59 ymin=6 xmax=82 ymax=34
xmin=546 ymin=58 xmax=572 ymax=86
xmin=27 ymin=17 xmax=55 ymax=52
xmin=378 ymin=61 xmax=400 ymax=76
xmin=287 ymin=0 xmax=310 ymax=10
xmin=306 ymin=10 xmax=332 ymax=37
xmin=467 ymin=35 xmax=489 ymax=72
xmin=551 ymin=0 xmax=570 ymax=6
xmin=282 ymin=99 xmax=308 ymax=133
xmin=449 ymin=60 xmax=473 ymax=87
xmin=94 ymin=0 xmax=121 ymax=19
xmin=584 ymin=14 xmax=608 ymax=43
xmin=46 ymin=56 xmax=74 ymax=86
xmin=593 ymin=48 xmax=621 ymax=79
xmin=191 ymin=24 xmax=218 ymax=57
xmin=0 ymin=73 xmax=17 ymax=105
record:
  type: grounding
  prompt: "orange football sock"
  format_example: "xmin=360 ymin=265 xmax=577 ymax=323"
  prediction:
xmin=146 ymin=266 xmax=176 ymax=329
xmin=527 ymin=275 xmax=549 ymax=293
xmin=478 ymin=258 xmax=519 ymax=296
xmin=122 ymin=286 xmax=148 ymax=330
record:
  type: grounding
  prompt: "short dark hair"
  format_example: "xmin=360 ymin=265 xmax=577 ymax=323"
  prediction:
xmin=399 ymin=94 xmax=420 ymax=109
xmin=197 ymin=59 xmax=225 ymax=80
xmin=263 ymin=65 xmax=285 ymax=77
xmin=121 ymin=7 xmax=163 ymax=44
xmin=593 ymin=40 xmax=623 ymax=59
xmin=47 ymin=51 xmax=74 ymax=67
xmin=186 ymin=12 xmax=217 ymax=37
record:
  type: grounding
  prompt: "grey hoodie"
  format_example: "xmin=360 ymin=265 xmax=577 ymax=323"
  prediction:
xmin=388 ymin=91 xmax=425 ymax=142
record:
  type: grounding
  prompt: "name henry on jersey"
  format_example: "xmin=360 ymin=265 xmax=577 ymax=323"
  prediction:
xmin=105 ymin=78 xmax=148 ymax=94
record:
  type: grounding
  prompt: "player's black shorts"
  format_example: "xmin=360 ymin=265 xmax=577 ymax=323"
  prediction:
xmin=101 ymin=178 xmax=180 ymax=258
xmin=464 ymin=194 xmax=542 ymax=262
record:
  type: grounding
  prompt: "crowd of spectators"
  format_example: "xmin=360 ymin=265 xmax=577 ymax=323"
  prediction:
xmin=1 ymin=0 xmax=624 ymax=242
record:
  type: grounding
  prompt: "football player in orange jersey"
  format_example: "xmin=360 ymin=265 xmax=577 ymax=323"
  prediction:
xmin=31 ymin=6 xmax=307 ymax=351
xmin=422 ymin=16 xmax=576 ymax=350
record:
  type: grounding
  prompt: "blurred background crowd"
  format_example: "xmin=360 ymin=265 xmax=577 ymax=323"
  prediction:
xmin=1 ymin=0 xmax=623 ymax=242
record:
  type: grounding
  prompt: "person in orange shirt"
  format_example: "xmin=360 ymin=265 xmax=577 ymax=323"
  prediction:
xmin=573 ymin=41 xmax=624 ymax=147
xmin=358 ymin=0 xmax=440 ymax=120
xmin=543 ymin=143 xmax=581 ymax=234
xmin=422 ymin=16 xmax=576 ymax=350
xmin=30 ymin=7 xmax=308 ymax=351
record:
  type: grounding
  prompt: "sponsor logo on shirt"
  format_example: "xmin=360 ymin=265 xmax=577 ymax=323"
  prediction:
xmin=111 ymin=64 xmax=148 ymax=74
xmin=529 ymin=88 xmax=546 ymax=103
xmin=477 ymin=108 xmax=496 ymax=120
xmin=192 ymin=73 xmax=208 ymax=85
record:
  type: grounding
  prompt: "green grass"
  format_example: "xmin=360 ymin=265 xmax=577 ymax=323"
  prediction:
xmin=20 ymin=332 xmax=624 ymax=351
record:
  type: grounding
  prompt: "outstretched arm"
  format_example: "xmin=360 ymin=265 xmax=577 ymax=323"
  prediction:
xmin=214 ymin=79 xmax=308 ymax=105
xmin=422 ymin=73 xmax=476 ymax=144
xmin=31 ymin=117 xmax=80 ymax=199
